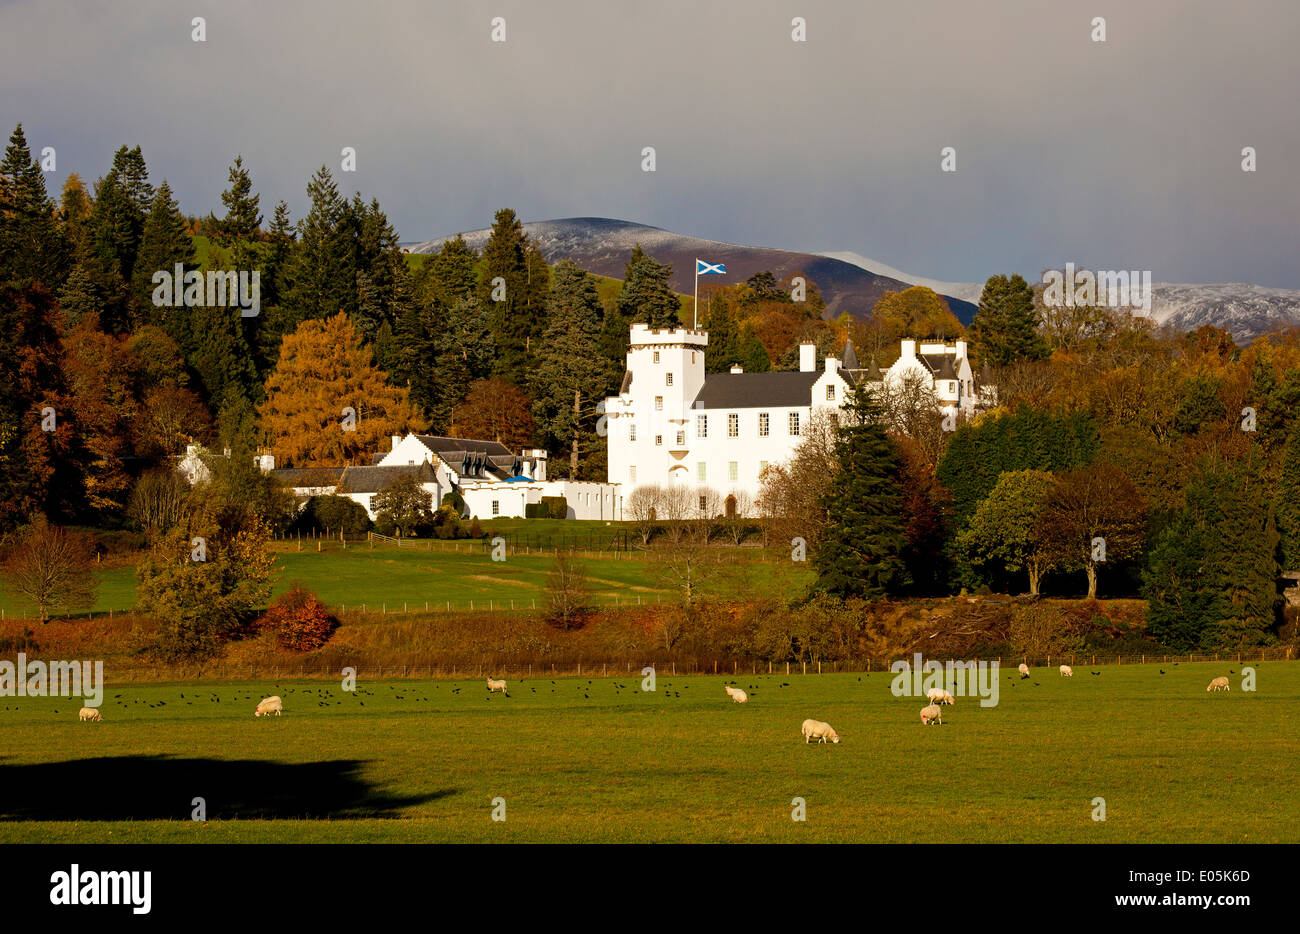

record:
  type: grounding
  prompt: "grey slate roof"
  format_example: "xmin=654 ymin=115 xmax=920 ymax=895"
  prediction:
xmin=336 ymin=463 xmax=436 ymax=494
xmin=841 ymin=339 xmax=860 ymax=370
xmin=414 ymin=434 xmax=512 ymax=457
xmin=690 ymin=371 xmax=820 ymax=409
xmin=272 ymin=467 xmax=344 ymax=488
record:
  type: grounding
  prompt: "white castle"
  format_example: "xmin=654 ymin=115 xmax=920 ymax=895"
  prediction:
xmin=603 ymin=324 xmax=987 ymax=513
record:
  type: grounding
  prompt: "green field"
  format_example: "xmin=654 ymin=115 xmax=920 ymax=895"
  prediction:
xmin=1 ymin=661 xmax=1291 ymax=842
xmin=0 ymin=537 xmax=806 ymax=619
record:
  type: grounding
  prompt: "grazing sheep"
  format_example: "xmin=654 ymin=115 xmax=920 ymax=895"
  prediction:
xmin=729 ymin=688 xmax=748 ymax=703
xmin=927 ymin=687 xmax=955 ymax=705
xmin=254 ymin=695 xmax=283 ymax=717
xmin=1207 ymin=676 xmax=1230 ymax=692
xmin=1059 ymin=665 xmax=1073 ymax=677
xmin=78 ymin=707 xmax=102 ymax=722
xmin=801 ymin=719 xmax=839 ymax=744
xmin=486 ymin=678 xmax=507 ymax=694
xmin=920 ymin=704 xmax=944 ymax=725
xmin=1018 ymin=663 xmax=1030 ymax=678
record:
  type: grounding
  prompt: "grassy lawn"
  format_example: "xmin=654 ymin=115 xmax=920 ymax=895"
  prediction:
xmin=0 ymin=661 xmax=1291 ymax=842
xmin=0 ymin=540 xmax=808 ymax=619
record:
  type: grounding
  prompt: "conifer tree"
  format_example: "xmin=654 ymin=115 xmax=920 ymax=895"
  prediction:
xmin=616 ymin=245 xmax=680 ymax=328
xmin=1275 ymin=427 xmax=1300 ymax=570
xmin=0 ymin=123 xmax=70 ymax=289
xmin=969 ymin=274 xmax=1048 ymax=367
xmin=132 ymin=181 xmax=195 ymax=324
xmin=284 ymin=166 xmax=354 ymax=324
xmin=1144 ymin=460 xmax=1279 ymax=649
xmin=258 ymin=313 xmax=423 ymax=467
xmin=216 ymin=155 xmax=262 ymax=252
xmin=813 ymin=387 xmax=909 ymax=598
xmin=530 ymin=261 xmax=608 ymax=476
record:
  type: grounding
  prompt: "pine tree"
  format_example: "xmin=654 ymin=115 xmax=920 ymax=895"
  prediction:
xmin=1143 ymin=460 xmax=1279 ymax=649
xmin=969 ymin=274 xmax=1048 ymax=367
xmin=426 ymin=234 xmax=478 ymax=304
xmin=616 ymin=245 xmax=680 ymax=327
xmin=86 ymin=145 xmax=152 ymax=332
xmin=813 ymin=388 xmax=910 ymax=598
xmin=1276 ymin=427 xmax=1300 ymax=569
xmin=530 ymin=261 xmax=608 ymax=476
xmin=56 ymin=263 xmax=100 ymax=326
xmin=132 ymin=181 xmax=195 ymax=325
xmin=216 ymin=155 xmax=262 ymax=251
xmin=478 ymin=208 xmax=537 ymax=383
xmin=0 ymin=123 xmax=70 ymax=289
xmin=258 ymin=313 xmax=424 ymax=467
xmin=58 ymin=173 xmax=94 ymax=255
xmin=703 ymin=295 xmax=739 ymax=372
xmin=284 ymin=166 xmax=354 ymax=324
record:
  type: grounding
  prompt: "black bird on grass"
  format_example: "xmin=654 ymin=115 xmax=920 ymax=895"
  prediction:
xmin=1091 ymin=671 xmax=1101 ymax=676
xmin=1160 ymin=669 xmax=1166 ymax=675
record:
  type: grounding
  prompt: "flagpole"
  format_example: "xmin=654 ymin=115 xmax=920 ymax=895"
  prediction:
xmin=693 ymin=259 xmax=699 ymax=329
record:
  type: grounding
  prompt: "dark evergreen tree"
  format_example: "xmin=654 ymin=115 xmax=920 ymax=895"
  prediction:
xmin=284 ymin=166 xmax=355 ymax=326
xmin=530 ymin=261 xmax=608 ymax=477
xmin=813 ymin=388 xmax=910 ymax=598
xmin=969 ymin=274 xmax=1048 ymax=367
xmin=1276 ymin=427 xmax=1300 ymax=570
xmin=215 ymin=155 xmax=262 ymax=252
xmin=616 ymin=244 xmax=680 ymax=327
xmin=86 ymin=145 xmax=152 ymax=332
xmin=132 ymin=180 xmax=195 ymax=324
xmin=1143 ymin=460 xmax=1279 ymax=649
xmin=0 ymin=123 xmax=70 ymax=289
xmin=703 ymin=295 xmax=739 ymax=372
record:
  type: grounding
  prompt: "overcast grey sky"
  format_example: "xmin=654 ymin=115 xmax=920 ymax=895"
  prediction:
xmin=3 ymin=0 xmax=1296 ymax=287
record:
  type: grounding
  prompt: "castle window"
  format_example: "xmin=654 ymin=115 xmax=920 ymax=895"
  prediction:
xmin=666 ymin=372 xmax=673 ymax=386
xmin=826 ymin=384 xmax=836 ymax=401
xmin=729 ymin=462 xmax=739 ymax=483
xmin=789 ymin=412 xmax=801 ymax=436
xmin=699 ymin=494 xmax=707 ymax=511
xmin=653 ymin=351 xmax=660 ymax=364
xmin=698 ymin=462 xmax=707 ymax=482
xmin=491 ymin=500 xmax=499 ymax=516
xmin=630 ymin=423 xmax=636 ymax=441
xmin=655 ymin=396 xmax=663 ymax=411
xmin=697 ymin=414 xmax=708 ymax=438
xmin=630 ymin=465 xmax=637 ymax=483
xmin=676 ymin=430 xmax=685 ymax=445
xmin=728 ymin=413 xmax=738 ymax=437
xmin=759 ymin=412 xmax=769 ymax=436
xmin=655 ymin=435 xmax=662 ymax=446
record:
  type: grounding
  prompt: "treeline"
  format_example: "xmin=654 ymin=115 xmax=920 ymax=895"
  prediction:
xmin=764 ymin=281 xmax=1300 ymax=653
xmin=0 ymin=123 xmax=850 ymax=539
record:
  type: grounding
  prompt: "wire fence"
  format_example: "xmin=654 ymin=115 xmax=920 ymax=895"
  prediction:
xmin=96 ymin=647 xmax=1296 ymax=683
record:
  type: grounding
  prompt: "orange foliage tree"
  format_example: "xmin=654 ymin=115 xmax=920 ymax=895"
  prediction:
xmin=258 ymin=313 xmax=424 ymax=467
xmin=257 ymin=585 xmax=337 ymax=652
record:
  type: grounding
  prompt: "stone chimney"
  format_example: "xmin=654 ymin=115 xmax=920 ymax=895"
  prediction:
xmin=825 ymin=356 xmax=840 ymax=373
xmin=799 ymin=342 xmax=816 ymax=372
xmin=900 ymin=339 xmax=917 ymax=359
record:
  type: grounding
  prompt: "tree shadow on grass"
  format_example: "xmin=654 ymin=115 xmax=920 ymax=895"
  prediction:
xmin=0 ymin=756 xmax=454 ymax=820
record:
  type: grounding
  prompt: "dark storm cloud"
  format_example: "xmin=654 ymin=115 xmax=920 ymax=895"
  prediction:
xmin=2 ymin=0 xmax=1296 ymax=286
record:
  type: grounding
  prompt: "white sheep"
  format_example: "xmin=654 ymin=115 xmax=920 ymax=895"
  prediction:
xmin=920 ymin=704 xmax=943 ymax=725
xmin=801 ymin=718 xmax=839 ymax=744
xmin=254 ymin=695 xmax=283 ymax=717
xmin=1059 ymin=665 xmax=1073 ymax=677
xmin=926 ymin=687 xmax=955 ymax=705
xmin=1018 ymin=663 xmax=1030 ymax=678
xmin=486 ymin=678 xmax=507 ymax=694
xmin=1207 ymin=676 xmax=1230 ymax=692
xmin=726 ymin=687 xmax=748 ymax=703
xmin=78 ymin=707 xmax=103 ymax=722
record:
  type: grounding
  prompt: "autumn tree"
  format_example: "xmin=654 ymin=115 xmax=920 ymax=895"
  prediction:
xmin=545 ymin=552 xmax=591 ymax=630
xmin=1040 ymin=463 xmax=1147 ymax=599
xmin=870 ymin=286 xmax=964 ymax=342
xmin=449 ymin=377 xmax=534 ymax=448
xmin=258 ymin=313 xmax=423 ymax=467
xmin=0 ymin=522 xmax=97 ymax=622
xmin=373 ymin=475 xmax=434 ymax=537
xmin=957 ymin=469 xmax=1056 ymax=595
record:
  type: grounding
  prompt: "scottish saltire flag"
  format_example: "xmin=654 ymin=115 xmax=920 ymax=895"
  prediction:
xmin=696 ymin=259 xmax=726 ymax=275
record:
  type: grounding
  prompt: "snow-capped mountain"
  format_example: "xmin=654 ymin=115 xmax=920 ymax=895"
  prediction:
xmin=410 ymin=218 xmax=1300 ymax=342
xmin=410 ymin=218 xmax=978 ymax=323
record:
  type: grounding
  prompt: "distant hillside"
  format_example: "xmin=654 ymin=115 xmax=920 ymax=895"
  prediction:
xmin=410 ymin=217 xmax=979 ymax=324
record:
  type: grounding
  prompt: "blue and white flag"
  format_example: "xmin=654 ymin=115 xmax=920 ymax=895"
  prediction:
xmin=696 ymin=259 xmax=726 ymax=275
